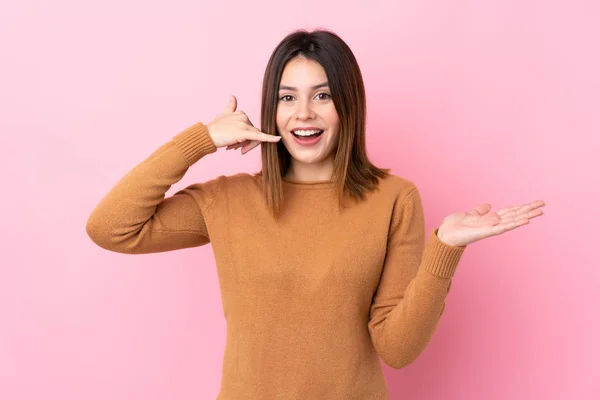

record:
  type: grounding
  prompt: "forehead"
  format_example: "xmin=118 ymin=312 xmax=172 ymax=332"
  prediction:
xmin=279 ymin=57 xmax=327 ymax=88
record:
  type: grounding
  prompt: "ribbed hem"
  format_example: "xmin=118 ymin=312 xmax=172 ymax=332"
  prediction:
xmin=172 ymin=121 xmax=218 ymax=166
xmin=421 ymin=228 xmax=467 ymax=278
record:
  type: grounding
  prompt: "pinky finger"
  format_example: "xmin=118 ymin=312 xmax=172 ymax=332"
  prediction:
xmin=226 ymin=142 xmax=245 ymax=150
xmin=241 ymin=140 xmax=261 ymax=155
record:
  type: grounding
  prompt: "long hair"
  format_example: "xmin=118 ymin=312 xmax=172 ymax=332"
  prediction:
xmin=256 ymin=28 xmax=390 ymax=219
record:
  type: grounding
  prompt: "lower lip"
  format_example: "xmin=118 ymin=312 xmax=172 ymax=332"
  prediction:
xmin=291 ymin=131 xmax=324 ymax=146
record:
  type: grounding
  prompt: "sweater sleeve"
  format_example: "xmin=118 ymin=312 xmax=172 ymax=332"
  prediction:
xmin=85 ymin=121 xmax=221 ymax=254
xmin=368 ymin=187 xmax=466 ymax=369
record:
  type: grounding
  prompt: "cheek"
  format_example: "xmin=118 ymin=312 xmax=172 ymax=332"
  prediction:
xmin=275 ymin=116 xmax=284 ymax=132
xmin=326 ymin=116 xmax=340 ymax=141
xmin=324 ymin=106 xmax=339 ymax=126
xmin=276 ymin=113 xmax=294 ymax=133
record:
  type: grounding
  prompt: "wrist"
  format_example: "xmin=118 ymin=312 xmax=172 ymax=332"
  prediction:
xmin=437 ymin=228 xmax=460 ymax=247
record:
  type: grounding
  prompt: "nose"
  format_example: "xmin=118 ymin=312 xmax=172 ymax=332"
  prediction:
xmin=295 ymin=98 xmax=315 ymax=120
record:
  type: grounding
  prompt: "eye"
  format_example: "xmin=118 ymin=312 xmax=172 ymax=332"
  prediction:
xmin=278 ymin=92 xmax=331 ymax=102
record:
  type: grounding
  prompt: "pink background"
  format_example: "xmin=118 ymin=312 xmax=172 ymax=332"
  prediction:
xmin=1 ymin=1 xmax=598 ymax=399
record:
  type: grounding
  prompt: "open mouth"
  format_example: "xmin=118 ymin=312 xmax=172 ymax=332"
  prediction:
xmin=292 ymin=130 xmax=324 ymax=139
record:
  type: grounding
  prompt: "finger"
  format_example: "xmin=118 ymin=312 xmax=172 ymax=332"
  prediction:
xmin=225 ymin=95 xmax=237 ymax=113
xmin=492 ymin=215 xmax=532 ymax=235
xmin=470 ymin=203 xmax=492 ymax=216
xmin=497 ymin=200 xmax=546 ymax=217
xmin=236 ymin=112 xmax=256 ymax=127
xmin=499 ymin=202 xmax=545 ymax=218
xmin=531 ymin=200 xmax=546 ymax=210
xmin=497 ymin=204 xmax=530 ymax=217
xmin=241 ymin=140 xmax=261 ymax=155
xmin=499 ymin=218 xmax=529 ymax=233
xmin=496 ymin=202 xmax=531 ymax=216
xmin=518 ymin=200 xmax=546 ymax=212
xmin=498 ymin=208 xmax=544 ymax=227
xmin=249 ymin=128 xmax=281 ymax=142
xmin=527 ymin=208 xmax=545 ymax=219
xmin=226 ymin=141 xmax=248 ymax=150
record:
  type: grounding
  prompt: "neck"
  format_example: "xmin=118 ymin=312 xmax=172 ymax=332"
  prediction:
xmin=284 ymin=158 xmax=334 ymax=182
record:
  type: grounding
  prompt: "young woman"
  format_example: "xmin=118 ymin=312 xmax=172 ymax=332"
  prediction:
xmin=86 ymin=29 xmax=545 ymax=399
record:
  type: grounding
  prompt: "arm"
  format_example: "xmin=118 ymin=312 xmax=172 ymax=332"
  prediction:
xmin=85 ymin=122 xmax=220 ymax=254
xmin=368 ymin=187 xmax=466 ymax=369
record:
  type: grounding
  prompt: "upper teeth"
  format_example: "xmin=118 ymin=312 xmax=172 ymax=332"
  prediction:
xmin=293 ymin=129 xmax=322 ymax=136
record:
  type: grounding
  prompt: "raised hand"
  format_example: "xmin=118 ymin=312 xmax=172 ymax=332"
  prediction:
xmin=436 ymin=200 xmax=546 ymax=247
xmin=206 ymin=95 xmax=281 ymax=154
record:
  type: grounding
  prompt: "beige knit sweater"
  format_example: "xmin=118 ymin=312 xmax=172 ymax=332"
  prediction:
xmin=86 ymin=121 xmax=467 ymax=399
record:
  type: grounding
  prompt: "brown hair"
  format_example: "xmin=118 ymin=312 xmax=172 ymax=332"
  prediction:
xmin=256 ymin=28 xmax=390 ymax=219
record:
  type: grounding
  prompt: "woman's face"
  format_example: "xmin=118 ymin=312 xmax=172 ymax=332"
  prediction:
xmin=276 ymin=57 xmax=340 ymax=166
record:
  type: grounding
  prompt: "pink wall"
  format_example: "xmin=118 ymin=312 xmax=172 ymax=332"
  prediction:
xmin=1 ymin=1 xmax=598 ymax=399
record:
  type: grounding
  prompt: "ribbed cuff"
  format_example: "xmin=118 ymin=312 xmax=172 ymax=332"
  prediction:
xmin=172 ymin=121 xmax=218 ymax=166
xmin=421 ymin=228 xmax=466 ymax=278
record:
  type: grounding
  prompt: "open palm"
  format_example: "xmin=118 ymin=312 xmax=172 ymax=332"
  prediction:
xmin=437 ymin=200 xmax=546 ymax=247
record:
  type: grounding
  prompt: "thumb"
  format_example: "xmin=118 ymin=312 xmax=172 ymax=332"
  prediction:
xmin=225 ymin=94 xmax=237 ymax=113
xmin=470 ymin=203 xmax=492 ymax=216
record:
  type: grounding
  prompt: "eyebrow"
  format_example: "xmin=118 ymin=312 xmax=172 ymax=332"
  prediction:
xmin=278 ymin=82 xmax=329 ymax=91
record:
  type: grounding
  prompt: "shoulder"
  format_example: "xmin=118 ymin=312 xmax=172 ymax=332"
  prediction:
xmin=182 ymin=172 xmax=257 ymax=198
xmin=376 ymin=173 xmax=421 ymax=203
xmin=187 ymin=172 xmax=258 ymax=190
xmin=220 ymin=172 xmax=261 ymax=191
xmin=378 ymin=174 xmax=426 ymax=231
xmin=181 ymin=172 xmax=261 ymax=211
xmin=211 ymin=172 xmax=263 ymax=204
